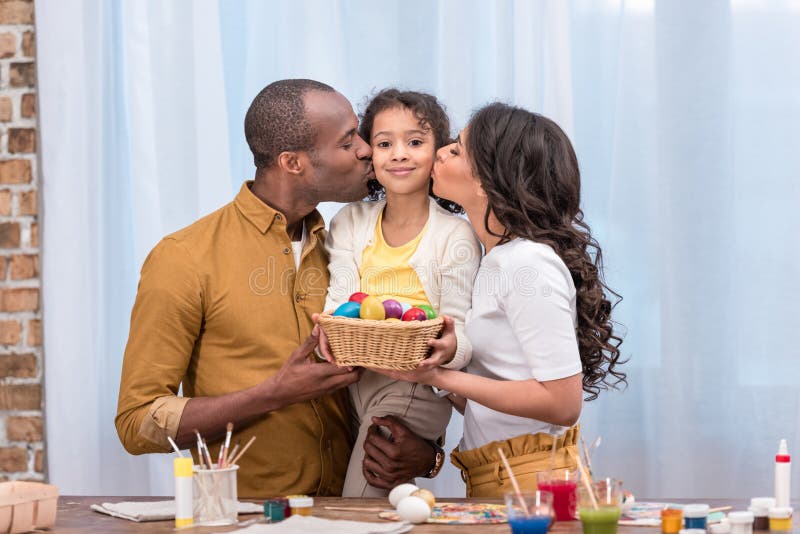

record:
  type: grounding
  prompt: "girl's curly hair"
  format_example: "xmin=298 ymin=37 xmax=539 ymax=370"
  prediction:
xmin=466 ymin=103 xmax=626 ymax=401
xmin=359 ymin=88 xmax=462 ymax=214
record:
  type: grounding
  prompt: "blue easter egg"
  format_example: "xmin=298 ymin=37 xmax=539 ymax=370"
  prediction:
xmin=400 ymin=302 xmax=412 ymax=314
xmin=333 ymin=301 xmax=361 ymax=318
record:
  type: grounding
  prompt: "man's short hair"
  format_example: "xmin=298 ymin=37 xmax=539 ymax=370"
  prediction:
xmin=244 ymin=79 xmax=336 ymax=169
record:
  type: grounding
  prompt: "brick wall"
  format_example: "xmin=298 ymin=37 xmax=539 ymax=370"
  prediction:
xmin=0 ymin=0 xmax=43 ymax=482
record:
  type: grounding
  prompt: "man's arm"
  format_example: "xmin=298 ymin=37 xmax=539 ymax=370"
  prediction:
xmin=115 ymin=238 xmax=361 ymax=454
xmin=174 ymin=327 xmax=361 ymax=447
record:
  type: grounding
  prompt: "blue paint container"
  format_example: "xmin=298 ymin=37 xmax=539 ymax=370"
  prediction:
xmin=683 ymin=504 xmax=710 ymax=530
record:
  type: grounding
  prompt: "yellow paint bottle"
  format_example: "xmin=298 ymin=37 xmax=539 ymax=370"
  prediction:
xmin=767 ymin=506 xmax=792 ymax=531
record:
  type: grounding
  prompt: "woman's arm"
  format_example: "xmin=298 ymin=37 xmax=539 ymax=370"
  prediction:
xmin=435 ymin=369 xmax=582 ymax=427
xmin=376 ymin=366 xmax=582 ymax=428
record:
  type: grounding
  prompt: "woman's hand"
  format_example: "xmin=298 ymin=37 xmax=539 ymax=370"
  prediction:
xmin=417 ymin=315 xmax=457 ymax=369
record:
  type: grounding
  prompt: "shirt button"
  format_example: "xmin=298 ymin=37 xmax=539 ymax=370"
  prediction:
xmin=295 ymin=293 xmax=303 ymax=302
xmin=275 ymin=214 xmax=282 ymax=221
xmin=283 ymin=247 xmax=290 ymax=254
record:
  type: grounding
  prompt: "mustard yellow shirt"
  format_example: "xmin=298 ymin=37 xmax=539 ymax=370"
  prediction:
xmin=115 ymin=181 xmax=352 ymax=498
xmin=359 ymin=210 xmax=430 ymax=307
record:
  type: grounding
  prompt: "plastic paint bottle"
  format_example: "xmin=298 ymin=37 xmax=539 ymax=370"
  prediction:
xmin=173 ymin=457 xmax=194 ymax=528
xmin=748 ymin=497 xmax=775 ymax=531
xmin=287 ymin=495 xmax=314 ymax=516
xmin=727 ymin=511 xmax=754 ymax=534
xmin=683 ymin=504 xmax=710 ymax=530
xmin=709 ymin=522 xmax=731 ymax=534
xmin=767 ymin=506 xmax=793 ymax=531
xmin=661 ymin=508 xmax=683 ymax=534
xmin=774 ymin=439 xmax=791 ymax=508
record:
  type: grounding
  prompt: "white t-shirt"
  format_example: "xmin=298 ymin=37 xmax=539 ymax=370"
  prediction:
xmin=291 ymin=221 xmax=307 ymax=269
xmin=461 ymin=238 xmax=582 ymax=451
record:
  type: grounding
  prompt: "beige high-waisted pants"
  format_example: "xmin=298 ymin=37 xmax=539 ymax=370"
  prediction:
xmin=342 ymin=370 xmax=452 ymax=497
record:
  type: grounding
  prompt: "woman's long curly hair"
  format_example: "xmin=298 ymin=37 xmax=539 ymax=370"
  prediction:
xmin=466 ymin=103 xmax=626 ymax=401
xmin=359 ymin=88 xmax=462 ymax=213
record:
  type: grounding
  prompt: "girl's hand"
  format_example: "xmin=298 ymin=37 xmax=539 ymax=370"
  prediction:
xmin=417 ymin=315 xmax=457 ymax=369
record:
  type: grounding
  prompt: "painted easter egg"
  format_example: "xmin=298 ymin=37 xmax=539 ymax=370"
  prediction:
xmin=385 ymin=318 xmax=401 ymax=322
xmin=411 ymin=488 xmax=436 ymax=509
xmin=417 ymin=304 xmax=437 ymax=319
xmin=348 ymin=292 xmax=369 ymax=303
xmin=400 ymin=302 xmax=412 ymax=314
xmin=359 ymin=296 xmax=386 ymax=320
xmin=382 ymin=299 xmax=404 ymax=320
xmin=332 ymin=301 xmax=360 ymax=318
xmin=402 ymin=307 xmax=428 ymax=321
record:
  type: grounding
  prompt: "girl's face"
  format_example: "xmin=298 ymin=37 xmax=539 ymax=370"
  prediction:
xmin=432 ymin=128 xmax=484 ymax=209
xmin=370 ymin=107 xmax=436 ymax=196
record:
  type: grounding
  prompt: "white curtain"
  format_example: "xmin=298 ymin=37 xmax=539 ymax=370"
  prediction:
xmin=38 ymin=0 xmax=800 ymax=498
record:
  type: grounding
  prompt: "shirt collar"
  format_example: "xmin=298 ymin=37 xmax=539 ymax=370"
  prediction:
xmin=234 ymin=181 xmax=326 ymax=236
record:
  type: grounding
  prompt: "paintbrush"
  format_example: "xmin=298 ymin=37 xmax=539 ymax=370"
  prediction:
xmin=228 ymin=436 xmax=256 ymax=466
xmin=167 ymin=436 xmax=184 ymax=457
xmin=201 ymin=438 xmax=214 ymax=469
xmin=575 ymin=453 xmax=599 ymax=510
xmin=193 ymin=429 xmax=206 ymax=468
xmin=224 ymin=440 xmax=241 ymax=469
xmin=548 ymin=433 xmax=559 ymax=480
xmin=218 ymin=422 xmax=233 ymax=468
xmin=498 ymin=448 xmax=529 ymax=516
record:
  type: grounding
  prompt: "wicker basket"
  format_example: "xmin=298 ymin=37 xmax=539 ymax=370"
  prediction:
xmin=318 ymin=314 xmax=444 ymax=370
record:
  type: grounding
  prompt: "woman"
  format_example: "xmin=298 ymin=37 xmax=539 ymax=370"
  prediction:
xmin=376 ymin=103 xmax=626 ymax=497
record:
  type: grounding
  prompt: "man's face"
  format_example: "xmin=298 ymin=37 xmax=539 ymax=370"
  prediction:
xmin=302 ymin=91 xmax=373 ymax=203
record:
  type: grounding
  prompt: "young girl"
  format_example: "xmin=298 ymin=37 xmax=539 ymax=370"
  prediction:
xmin=375 ymin=103 xmax=626 ymax=497
xmin=321 ymin=89 xmax=482 ymax=497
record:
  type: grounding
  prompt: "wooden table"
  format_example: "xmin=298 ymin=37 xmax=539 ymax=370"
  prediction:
xmin=54 ymin=496 xmax=776 ymax=532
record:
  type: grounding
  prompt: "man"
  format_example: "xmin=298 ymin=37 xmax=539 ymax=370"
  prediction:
xmin=116 ymin=79 xmax=440 ymax=497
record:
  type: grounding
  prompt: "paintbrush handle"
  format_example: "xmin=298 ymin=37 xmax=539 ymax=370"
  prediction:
xmin=229 ymin=436 xmax=256 ymax=466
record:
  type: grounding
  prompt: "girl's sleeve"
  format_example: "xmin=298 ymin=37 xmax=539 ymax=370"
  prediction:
xmin=324 ymin=204 xmax=361 ymax=312
xmin=437 ymin=220 xmax=482 ymax=370
xmin=501 ymin=249 xmax=582 ymax=381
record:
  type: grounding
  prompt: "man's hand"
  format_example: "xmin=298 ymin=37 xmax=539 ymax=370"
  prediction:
xmin=362 ymin=415 xmax=437 ymax=489
xmin=312 ymin=312 xmax=355 ymax=369
xmin=261 ymin=325 xmax=362 ymax=409
xmin=175 ymin=326 xmax=361 ymax=447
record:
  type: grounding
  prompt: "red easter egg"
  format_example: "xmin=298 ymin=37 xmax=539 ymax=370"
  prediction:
xmin=349 ymin=292 xmax=369 ymax=304
xmin=402 ymin=307 xmax=428 ymax=321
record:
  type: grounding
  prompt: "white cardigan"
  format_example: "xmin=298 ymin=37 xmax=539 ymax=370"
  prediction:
xmin=324 ymin=198 xmax=482 ymax=369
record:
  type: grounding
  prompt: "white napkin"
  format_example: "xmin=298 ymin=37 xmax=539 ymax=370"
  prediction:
xmin=90 ymin=500 xmax=263 ymax=522
xmin=230 ymin=515 xmax=413 ymax=534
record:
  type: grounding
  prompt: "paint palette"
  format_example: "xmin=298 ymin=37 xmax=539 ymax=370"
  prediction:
xmin=379 ymin=502 xmax=507 ymax=524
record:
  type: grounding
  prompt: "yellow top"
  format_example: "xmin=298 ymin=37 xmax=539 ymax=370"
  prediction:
xmin=359 ymin=210 xmax=430 ymax=307
xmin=116 ymin=182 xmax=352 ymax=498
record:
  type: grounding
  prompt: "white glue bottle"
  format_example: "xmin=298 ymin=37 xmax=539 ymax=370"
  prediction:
xmin=774 ymin=439 xmax=791 ymax=508
xmin=174 ymin=457 xmax=194 ymax=528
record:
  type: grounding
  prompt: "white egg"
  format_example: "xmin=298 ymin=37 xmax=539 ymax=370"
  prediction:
xmin=388 ymin=483 xmax=419 ymax=507
xmin=396 ymin=495 xmax=431 ymax=524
